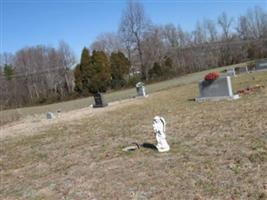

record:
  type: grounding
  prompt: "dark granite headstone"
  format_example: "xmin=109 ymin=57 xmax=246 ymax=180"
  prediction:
xmin=93 ymin=92 xmax=108 ymax=108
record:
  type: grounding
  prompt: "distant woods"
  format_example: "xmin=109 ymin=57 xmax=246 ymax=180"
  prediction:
xmin=1 ymin=1 xmax=267 ymax=109
xmin=91 ymin=2 xmax=267 ymax=80
xmin=0 ymin=42 xmax=76 ymax=108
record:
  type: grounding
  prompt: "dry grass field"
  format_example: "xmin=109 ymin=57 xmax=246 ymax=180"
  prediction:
xmin=1 ymin=70 xmax=267 ymax=199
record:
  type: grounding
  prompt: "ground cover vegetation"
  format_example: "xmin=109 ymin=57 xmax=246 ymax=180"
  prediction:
xmin=0 ymin=70 xmax=266 ymax=200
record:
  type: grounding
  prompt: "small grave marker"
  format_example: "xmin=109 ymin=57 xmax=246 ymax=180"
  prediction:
xmin=234 ymin=66 xmax=249 ymax=74
xmin=227 ymin=68 xmax=236 ymax=77
xmin=93 ymin=92 xmax=108 ymax=108
xmin=46 ymin=112 xmax=55 ymax=119
xmin=238 ymin=66 xmax=249 ymax=74
xmin=136 ymin=82 xmax=146 ymax=97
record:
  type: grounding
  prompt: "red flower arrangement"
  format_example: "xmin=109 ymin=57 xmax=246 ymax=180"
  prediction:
xmin=204 ymin=72 xmax=220 ymax=81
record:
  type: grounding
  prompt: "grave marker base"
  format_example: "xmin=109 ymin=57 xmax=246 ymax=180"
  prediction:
xmin=93 ymin=103 xmax=108 ymax=108
xmin=92 ymin=92 xmax=108 ymax=108
xmin=196 ymin=76 xmax=240 ymax=102
xmin=195 ymin=94 xmax=240 ymax=102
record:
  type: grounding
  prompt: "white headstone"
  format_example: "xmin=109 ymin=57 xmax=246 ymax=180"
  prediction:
xmin=136 ymin=82 xmax=146 ymax=97
xmin=238 ymin=66 xmax=249 ymax=74
xmin=227 ymin=68 xmax=236 ymax=77
xmin=46 ymin=112 xmax=55 ymax=119
xmin=153 ymin=116 xmax=170 ymax=152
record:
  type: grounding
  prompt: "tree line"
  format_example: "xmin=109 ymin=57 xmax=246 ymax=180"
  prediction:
xmin=0 ymin=42 xmax=75 ymax=109
xmin=91 ymin=2 xmax=267 ymax=80
xmin=1 ymin=1 xmax=267 ymax=109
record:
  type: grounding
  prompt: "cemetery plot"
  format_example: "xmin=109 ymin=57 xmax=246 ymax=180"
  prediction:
xmin=236 ymin=84 xmax=265 ymax=95
xmin=196 ymin=76 xmax=240 ymax=101
xmin=235 ymin=66 xmax=249 ymax=74
xmin=1 ymin=71 xmax=266 ymax=200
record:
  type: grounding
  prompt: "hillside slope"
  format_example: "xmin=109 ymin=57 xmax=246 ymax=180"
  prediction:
xmin=1 ymin=70 xmax=267 ymax=200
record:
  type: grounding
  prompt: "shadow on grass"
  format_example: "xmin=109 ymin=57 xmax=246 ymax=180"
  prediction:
xmin=188 ymin=98 xmax=196 ymax=101
xmin=141 ymin=143 xmax=158 ymax=151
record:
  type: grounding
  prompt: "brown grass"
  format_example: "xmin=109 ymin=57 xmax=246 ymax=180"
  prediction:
xmin=0 ymin=70 xmax=267 ymax=200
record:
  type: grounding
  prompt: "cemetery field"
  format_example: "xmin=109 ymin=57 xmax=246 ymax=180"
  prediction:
xmin=0 ymin=62 xmax=249 ymax=126
xmin=1 ymin=71 xmax=267 ymax=199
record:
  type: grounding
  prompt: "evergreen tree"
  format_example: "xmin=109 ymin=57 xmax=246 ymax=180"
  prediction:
xmin=74 ymin=47 xmax=91 ymax=94
xmin=74 ymin=48 xmax=111 ymax=94
xmin=80 ymin=47 xmax=91 ymax=91
xmin=110 ymin=51 xmax=130 ymax=88
xmin=3 ymin=64 xmax=14 ymax=80
xmin=74 ymin=64 xmax=83 ymax=93
xmin=149 ymin=62 xmax=162 ymax=79
xmin=88 ymin=50 xmax=111 ymax=93
xmin=163 ymin=56 xmax=174 ymax=77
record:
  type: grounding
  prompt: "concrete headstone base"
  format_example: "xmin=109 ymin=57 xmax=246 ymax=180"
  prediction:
xmin=195 ymin=94 xmax=240 ymax=102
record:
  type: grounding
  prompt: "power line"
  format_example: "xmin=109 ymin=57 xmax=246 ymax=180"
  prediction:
xmin=0 ymin=67 xmax=70 ymax=81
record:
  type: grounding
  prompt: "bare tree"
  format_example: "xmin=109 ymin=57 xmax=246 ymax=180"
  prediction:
xmin=90 ymin=32 xmax=122 ymax=55
xmin=142 ymin=26 xmax=166 ymax=75
xmin=218 ymin=12 xmax=234 ymax=40
xmin=58 ymin=41 xmax=76 ymax=69
xmin=58 ymin=41 xmax=76 ymax=93
xmin=162 ymin=24 xmax=179 ymax=48
xmin=204 ymin=19 xmax=218 ymax=42
xmin=119 ymin=0 xmax=151 ymax=80
xmin=0 ymin=52 xmax=14 ymax=67
xmin=237 ymin=6 xmax=267 ymax=39
xmin=193 ymin=21 xmax=208 ymax=44
xmin=0 ymin=42 xmax=76 ymax=108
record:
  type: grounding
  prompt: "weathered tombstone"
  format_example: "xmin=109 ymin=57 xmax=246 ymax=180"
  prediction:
xmin=239 ymin=66 xmax=249 ymax=73
xmin=46 ymin=112 xmax=55 ymax=119
xmin=227 ymin=68 xmax=236 ymax=77
xmin=57 ymin=109 xmax=61 ymax=117
xmin=196 ymin=76 xmax=240 ymax=101
xmin=235 ymin=66 xmax=249 ymax=74
xmin=153 ymin=116 xmax=170 ymax=152
xmin=255 ymin=59 xmax=267 ymax=71
xmin=136 ymin=82 xmax=146 ymax=97
xmin=93 ymin=92 xmax=108 ymax=108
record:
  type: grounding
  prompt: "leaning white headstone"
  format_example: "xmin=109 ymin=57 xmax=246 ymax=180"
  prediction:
xmin=196 ymin=76 xmax=240 ymax=102
xmin=46 ymin=112 xmax=55 ymax=119
xmin=136 ymin=82 xmax=147 ymax=97
xmin=153 ymin=116 xmax=170 ymax=152
xmin=238 ymin=66 xmax=249 ymax=74
xmin=227 ymin=68 xmax=236 ymax=77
